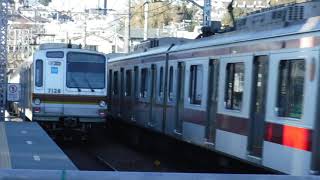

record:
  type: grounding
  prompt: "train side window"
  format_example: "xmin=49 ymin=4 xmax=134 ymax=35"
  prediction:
xmin=140 ymin=68 xmax=148 ymax=98
xmin=113 ymin=71 xmax=119 ymax=95
xmin=35 ymin=59 xmax=43 ymax=87
xmin=168 ymin=66 xmax=174 ymax=100
xmin=225 ymin=63 xmax=244 ymax=110
xmin=277 ymin=59 xmax=305 ymax=119
xmin=189 ymin=65 xmax=203 ymax=105
xmin=125 ymin=69 xmax=132 ymax=96
xmin=159 ymin=67 xmax=164 ymax=97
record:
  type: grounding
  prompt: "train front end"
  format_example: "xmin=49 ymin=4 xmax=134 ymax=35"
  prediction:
xmin=32 ymin=48 xmax=107 ymax=138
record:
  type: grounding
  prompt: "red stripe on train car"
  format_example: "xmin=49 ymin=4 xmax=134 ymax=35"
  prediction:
xmin=265 ymin=122 xmax=312 ymax=152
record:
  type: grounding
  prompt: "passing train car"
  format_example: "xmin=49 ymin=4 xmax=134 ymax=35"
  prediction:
xmin=107 ymin=0 xmax=320 ymax=175
xmin=12 ymin=44 xmax=108 ymax=137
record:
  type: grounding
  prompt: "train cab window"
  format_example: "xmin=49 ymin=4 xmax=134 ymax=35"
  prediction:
xmin=35 ymin=59 xmax=43 ymax=87
xmin=113 ymin=71 xmax=119 ymax=95
xmin=189 ymin=65 xmax=203 ymax=105
xmin=277 ymin=59 xmax=305 ymax=119
xmin=225 ymin=63 xmax=244 ymax=110
xmin=159 ymin=67 xmax=164 ymax=97
xmin=168 ymin=66 xmax=174 ymax=101
xmin=140 ymin=68 xmax=148 ymax=98
xmin=125 ymin=70 xmax=132 ymax=96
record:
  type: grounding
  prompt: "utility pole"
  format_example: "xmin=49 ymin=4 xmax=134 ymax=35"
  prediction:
xmin=143 ymin=0 xmax=149 ymax=41
xmin=183 ymin=0 xmax=211 ymax=28
xmin=83 ymin=13 xmax=87 ymax=48
xmin=125 ymin=0 xmax=131 ymax=53
xmin=0 ymin=0 xmax=8 ymax=121
xmin=104 ymin=0 xmax=107 ymax=15
xmin=203 ymin=0 xmax=211 ymax=27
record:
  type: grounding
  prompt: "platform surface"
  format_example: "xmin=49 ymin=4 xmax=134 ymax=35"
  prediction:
xmin=0 ymin=121 xmax=77 ymax=170
xmin=0 ymin=170 xmax=319 ymax=180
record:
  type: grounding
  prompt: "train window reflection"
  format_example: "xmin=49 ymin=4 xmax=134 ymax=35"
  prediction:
xmin=189 ymin=65 xmax=203 ymax=105
xmin=35 ymin=59 xmax=43 ymax=87
xmin=168 ymin=66 xmax=174 ymax=101
xmin=277 ymin=59 xmax=305 ymax=119
xmin=125 ymin=70 xmax=132 ymax=96
xmin=66 ymin=52 xmax=105 ymax=89
xmin=140 ymin=68 xmax=148 ymax=98
xmin=225 ymin=63 xmax=244 ymax=110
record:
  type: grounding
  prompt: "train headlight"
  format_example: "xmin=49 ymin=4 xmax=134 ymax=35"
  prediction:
xmin=99 ymin=100 xmax=106 ymax=107
xmin=34 ymin=98 xmax=41 ymax=105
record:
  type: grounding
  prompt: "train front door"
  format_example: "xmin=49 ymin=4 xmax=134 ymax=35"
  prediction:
xmin=44 ymin=59 xmax=64 ymax=115
xmin=247 ymin=55 xmax=268 ymax=159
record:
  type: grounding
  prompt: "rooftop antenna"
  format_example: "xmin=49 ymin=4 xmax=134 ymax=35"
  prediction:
xmin=228 ymin=0 xmax=236 ymax=29
xmin=67 ymin=39 xmax=72 ymax=48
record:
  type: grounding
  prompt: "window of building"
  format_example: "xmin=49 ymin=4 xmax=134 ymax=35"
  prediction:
xmin=159 ymin=67 xmax=164 ymax=97
xmin=189 ymin=65 xmax=203 ymax=105
xmin=168 ymin=66 xmax=174 ymax=101
xmin=140 ymin=68 xmax=148 ymax=98
xmin=113 ymin=71 xmax=118 ymax=95
xmin=125 ymin=69 xmax=132 ymax=96
xmin=225 ymin=63 xmax=244 ymax=110
xmin=35 ymin=59 xmax=43 ymax=87
xmin=277 ymin=59 xmax=305 ymax=119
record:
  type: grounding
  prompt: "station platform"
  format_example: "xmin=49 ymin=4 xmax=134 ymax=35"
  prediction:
xmin=0 ymin=121 xmax=77 ymax=170
xmin=0 ymin=170 xmax=318 ymax=180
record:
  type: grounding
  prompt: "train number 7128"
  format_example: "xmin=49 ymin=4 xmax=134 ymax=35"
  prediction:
xmin=48 ymin=88 xmax=61 ymax=94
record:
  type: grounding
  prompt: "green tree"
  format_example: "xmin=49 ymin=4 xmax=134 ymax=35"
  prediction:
xmin=39 ymin=0 xmax=51 ymax=6
xmin=130 ymin=0 xmax=198 ymax=29
xmin=270 ymin=0 xmax=296 ymax=5
xmin=221 ymin=7 xmax=248 ymax=27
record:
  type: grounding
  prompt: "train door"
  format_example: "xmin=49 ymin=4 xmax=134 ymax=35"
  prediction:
xmin=205 ymin=59 xmax=219 ymax=146
xmin=107 ymin=69 xmax=112 ymax=114
xmin=123 ymin=68 xmax=134 ymax=122
xmin=119 ymin=68 xmax=125 ymax=117
xmin=153 ymin=64 xmax=165 ymax=131
xmin=111 ymin=69 xmax=120 ymax=116
xmin=148 ymin=64 xmax=157 ymax=127
xmin=132 ymin=66 xmax=139 ymax=122
xmin=247 ymin=55 xmax=268 ymax=159
xmin=164 ymin=63 xmax=178 ymax=135
xmin=174 ymin=62 xmax=185 ymax=135
xmin=137 ymin=64 xmax=151 ymax=126
xmin=44 ymin=58 xmax=64 ymax=114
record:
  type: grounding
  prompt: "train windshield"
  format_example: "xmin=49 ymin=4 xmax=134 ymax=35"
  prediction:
xmin=66 ymin=52 xmax=105 ymax=89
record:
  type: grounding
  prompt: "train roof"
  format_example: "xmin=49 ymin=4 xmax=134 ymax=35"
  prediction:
xmin=170 ymin=16 xmax=320 ymax=53
xmin=35 ymin=48 xmax=106 ymax=56
xmin=108 ymin=44 xmax=173 ymax=62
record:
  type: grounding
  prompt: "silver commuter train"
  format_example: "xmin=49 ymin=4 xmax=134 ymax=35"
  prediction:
xmin=107 ymin=0 xmax=320 ymax=175
xmin=12 ymin=44 xmax=108 ymax=136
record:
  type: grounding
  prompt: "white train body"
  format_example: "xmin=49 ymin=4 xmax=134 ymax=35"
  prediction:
xmin=107 ymin=0 xmax=320 ymax=175
xmin=16 ymin=47 xmax=108 ymax=133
